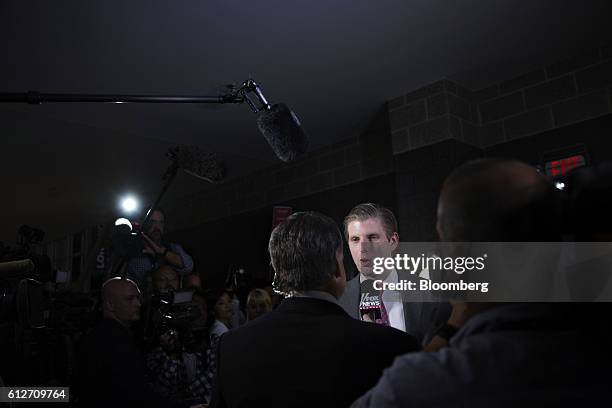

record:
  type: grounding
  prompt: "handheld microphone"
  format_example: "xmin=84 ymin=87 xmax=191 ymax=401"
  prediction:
xmin=166 ymin=146 xmax=226 ymax=183
xmin=359 ymin=279 xmax=383 ymax=323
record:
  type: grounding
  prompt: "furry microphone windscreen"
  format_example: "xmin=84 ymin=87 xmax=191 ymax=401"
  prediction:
xmin=168 ymin=146 xmax=226 ymax=183
xmin=256 ymin=103 xmax=309 ymax=162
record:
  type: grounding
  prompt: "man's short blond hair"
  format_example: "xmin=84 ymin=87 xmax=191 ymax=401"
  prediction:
xmin=343 ymin=203 xmax=398 ymax=239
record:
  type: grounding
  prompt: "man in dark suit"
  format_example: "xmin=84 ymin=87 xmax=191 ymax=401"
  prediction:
xmin=78 ymin=277 xmax=184 ymax=407
xmin=210 ymin=211 xmax=419 ymax=408
xmin=338 ymin=203 xmax=449 ymax=345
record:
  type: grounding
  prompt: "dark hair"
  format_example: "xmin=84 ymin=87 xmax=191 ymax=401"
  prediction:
xmin=343 ymin=203 xmax=398 ymax=239
xmin=149 ymin=207 xmax=166 ymax=220
xmin=269 ymin=211 xmax=342 ymax=296
xmin=203 ymin=289 xmax=231 ymax=327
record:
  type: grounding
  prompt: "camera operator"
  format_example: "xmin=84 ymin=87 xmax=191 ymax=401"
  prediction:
xmin=125 ymin=208 xmax=194 ymax=294
xmin=139 ymin=265 xmax=182 ymax=347
xmin=146 ymin=289 xmax=217 ymax=405
xmin=153 ymin=265 xmax=181 ymax=292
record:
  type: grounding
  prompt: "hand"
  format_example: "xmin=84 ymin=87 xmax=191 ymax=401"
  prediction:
xmin=141 ymin=232 xmax=166 ymax=256
xmin=160 ymin=330 xmax=179 ymax=352
xmin=361 ymin=313 xmax=374 ymax=323
xmin=448 ymin=299 xmax=469 ymax=328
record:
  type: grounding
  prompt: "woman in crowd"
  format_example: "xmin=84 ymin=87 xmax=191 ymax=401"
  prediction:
xmin=246 ymin=288 xmax=272 ymax=321
xmin=206 ymin=289 xmax=234 ymax=341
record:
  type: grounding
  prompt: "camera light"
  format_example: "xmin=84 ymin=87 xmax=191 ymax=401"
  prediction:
xmin=114 ymin=217 xmax=133 ymax=230
xmin=120 ymin=195 xmax=139 ymax=213
xmin=555 ymin=181 xmax=565 ymax=190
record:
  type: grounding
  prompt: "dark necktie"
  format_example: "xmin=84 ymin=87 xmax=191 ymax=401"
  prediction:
xmin=378 ymin=291 xmax=390 ymax=326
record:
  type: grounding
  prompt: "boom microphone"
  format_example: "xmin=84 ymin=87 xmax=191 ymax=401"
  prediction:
xmin=166 ymin=146 xmax=226 ymax=183
xmin=239 ymin=80 xmax=309 ymax=163
xmin=256 ymin=103 xmax=309 ymax=163
xmin=0 ymin=78 xmax=310 ymax=163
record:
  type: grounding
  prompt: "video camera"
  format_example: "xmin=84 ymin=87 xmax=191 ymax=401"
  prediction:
xmin=150 ymin=289 xmax=207 ymax=353
xmin=0 ymin=225 xmax=97 ymax=387
xmin=108 ymin=218 xmax=146 ymax=262
xmin=0 ymin=226 xmax=57 ymax=326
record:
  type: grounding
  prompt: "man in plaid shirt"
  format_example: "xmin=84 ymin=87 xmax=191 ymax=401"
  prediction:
xmin=147 ymin=335 xmax=219 ymax=405
xmin=146 ymin=290 xmax=220 ymax=405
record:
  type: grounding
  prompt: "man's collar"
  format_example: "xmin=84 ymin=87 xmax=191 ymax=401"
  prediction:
xmin=359 ymin=268 xmax=397 ymax=284
xmin=292 ymin=290 xmax=339 ymax=305
xmin=103 ymin=315 xmax=133 ymax=329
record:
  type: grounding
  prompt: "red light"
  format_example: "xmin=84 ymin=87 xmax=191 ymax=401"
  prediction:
xmin=545 ymin=155 xmax=585 ymax=177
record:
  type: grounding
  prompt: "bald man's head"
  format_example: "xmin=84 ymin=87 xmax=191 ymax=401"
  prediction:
xmin=101 ymin=278 xmax=141 ymax=326
xmin=437 ymin=159 xmax=561 ymax=242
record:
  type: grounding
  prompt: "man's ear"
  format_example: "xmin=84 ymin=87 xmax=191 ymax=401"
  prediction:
xmin=335 ymin=248 xmax=346 ymax=280
xmin=333 ymin=248 xmax=347 ymax=298
xmin=389 ymin=232 xmax=399 ymax=251
xmin=104 ymin=299 xmax=114 ymax=312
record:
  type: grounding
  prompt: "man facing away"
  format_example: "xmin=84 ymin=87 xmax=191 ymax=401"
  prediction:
xmin=211 ymin=211 xmax=419 ymax=408
xmin=338 ymin=203 xmax=449 ymax=345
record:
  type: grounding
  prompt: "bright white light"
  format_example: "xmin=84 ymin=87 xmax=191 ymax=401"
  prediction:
xmin=555 ymin=181 xmax=565 ymax=190
xmin=114 ymin=218 xmax=133 ymax=230
xmin=120 ymin=196 xmax=139 ymax=213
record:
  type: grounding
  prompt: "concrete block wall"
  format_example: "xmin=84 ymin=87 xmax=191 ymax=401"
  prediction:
xmin=389 ymin=44 xmax=612 ymax=153
xmin=387 ymin=44 xmax=612 ymax=241
xmin=388 ymin=81 xmax=485 ymax=241
xmin=471 ymin=46 xmax=611 ymax=145
xmin=168 ymin=44 xmax=612 ymax=238
xmin=389 ymin=80 xmax=478 ymax=154
xmin=394 ymin=140 xmax=483 ymax=241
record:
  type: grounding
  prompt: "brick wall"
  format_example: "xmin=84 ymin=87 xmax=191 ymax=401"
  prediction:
xmin=72 ymin=44 xmax=612 ymax=285
xmin=394 ymin=140 xmax=483 ymax=241
xmin=387 ymin=44 xmax=612 ymax=240
xmin=389 ymin=44 xmax=612 ymax=152
xmin=154 ymin=45 xmax=601 ymax=239
xmin=168 ymin=44 xmax=612 ymax=239
xmin=477 ymin=47 xmax=611 ymax=144
xmin=389 ymin=80 xmax=479 ymax=154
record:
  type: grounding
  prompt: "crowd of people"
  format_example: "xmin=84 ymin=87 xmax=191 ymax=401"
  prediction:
xmin=75 ymin=158 xmax=609 ymax=407
xmin=77 ymin=207 xmax=277 ymax=407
